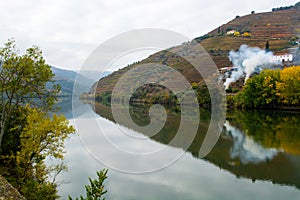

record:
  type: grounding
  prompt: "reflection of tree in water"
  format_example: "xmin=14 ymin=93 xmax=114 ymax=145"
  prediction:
xmin=92 ymin=102 xmax=300 ymax=190
xmin=217 ymin=110 xmax=300 ymax=189
xmin=227 ymin=110 xmax=300 ymax=155
xmin=128 ymin=104 xmax=205 ymax=145
xmin=224 ymin=121 xmax=278 ymax=164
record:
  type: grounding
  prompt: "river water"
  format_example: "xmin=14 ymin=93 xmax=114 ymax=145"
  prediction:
xmin=56 ymin=99 xmax=300 ymax=200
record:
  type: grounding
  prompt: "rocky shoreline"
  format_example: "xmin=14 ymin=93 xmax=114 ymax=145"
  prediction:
xmin=0 ymin=175 xmax=26 ymax=200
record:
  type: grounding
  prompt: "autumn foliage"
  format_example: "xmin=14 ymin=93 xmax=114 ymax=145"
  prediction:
xmin=234 ymin=66 xmax=300 ymax=108
xmin=0 ymin=40 xmax=74 ymax=199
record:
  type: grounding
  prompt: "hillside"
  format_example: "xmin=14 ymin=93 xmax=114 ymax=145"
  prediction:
xmin=87 ymin=2 xmax=300 ymax=98
xmin=201 ymin=2 xmax=300 ymax=68
xmin=50 ymin=66 xmax=95 ymax=96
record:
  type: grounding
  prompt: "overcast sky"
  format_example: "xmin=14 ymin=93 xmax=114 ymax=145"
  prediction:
xmin=0 ymin=0 xmax=298 ymax=71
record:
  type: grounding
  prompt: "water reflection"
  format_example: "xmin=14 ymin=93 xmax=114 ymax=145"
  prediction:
xmin=91 ymin=102 xmax=300 ymax=189
xmin=57 ymin=99 xmax=300 ymax=199
xmin=224 ymin=121 xmax=279 ymax=164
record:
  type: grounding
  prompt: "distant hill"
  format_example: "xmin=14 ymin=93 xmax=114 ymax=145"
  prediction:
xmin=50 ymin=66 xmax=99 ymax=96
xmin=88 ymin=2 xmax=300 ymax=96
xmin=50 ymin=67 xmax=110 ymax=118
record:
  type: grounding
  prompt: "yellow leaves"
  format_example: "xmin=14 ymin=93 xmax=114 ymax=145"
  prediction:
xmin=281 ymin=65 xmax=300 ymax=80
xmin=191 ymin=82 xmax=198 ymax=89
xmin=234 ymin=67 xmax=299 ymax=108
xmin=10 ymin=106 xmax=75 ymax=194
xmin=263 ymin=76 xmax=273 ymax=88
xmin=234 ymin=31 xmax=240 ymax=37
xmin=277 ymin=66 xmax=300 ymax=105
xmin=227 ymin=31 xmax=251 ymax=37
xmin=17 ymin=106 xmax=75 ymax=166
xmin=241 ymin=32 xmax=252 ymax=37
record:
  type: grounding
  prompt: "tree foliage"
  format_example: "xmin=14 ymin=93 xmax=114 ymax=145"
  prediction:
xmin=234 ymin=66 xmax=300 ymax=108
xmin=276 ymin=66 xmax=300 ymax=105
xmin=241 ymin=32 xmax=252 ymax=37
xmin=234 ymin=31 xmax=240 ymax=37
xmin=8 ymin=107 xmax=74 ymax=199
xmin=227 ymin=109 xmax=300 ymax=154
xmin=69 ymin=169 xmax=108 ymax=200
xmin=0 ymin=39 xmax=60 ymax=149
xmin=272 ymin=5 xmax=294 ymax=12
xmin=0 ymin=39 xmax=74 ymax=199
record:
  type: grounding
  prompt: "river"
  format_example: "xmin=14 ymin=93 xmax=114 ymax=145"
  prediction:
xmin=56 ymin=98 xmax=300 ymax=200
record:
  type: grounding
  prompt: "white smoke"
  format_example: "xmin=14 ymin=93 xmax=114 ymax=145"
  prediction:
xmin=224 ymin=44 xmax=280 ymax=89
xmin=291 ymin=47 xmax=300 ymax=65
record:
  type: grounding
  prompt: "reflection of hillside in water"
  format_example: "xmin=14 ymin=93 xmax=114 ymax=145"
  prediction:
xmin=90 ymin=102 xmax=300 ymax=189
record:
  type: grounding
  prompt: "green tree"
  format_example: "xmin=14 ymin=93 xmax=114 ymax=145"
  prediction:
xmin=0 ymin=39 xmax=60 ymax=149
xmin=69 ymin=169 xmax=108 ymax=200
xmin=234 ymin=69 xmax=281 ymax=108
xmin=9 ymin=106 xmax=74 ymax=199
xmin=196 ymin=84 xmax=211 ymax=107
xmin=0 ymin=39 xmax=74 ymax=199
xmin=234 ymin=66 xmax=300 ymax=108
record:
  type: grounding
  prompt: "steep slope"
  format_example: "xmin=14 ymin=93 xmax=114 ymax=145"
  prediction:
xmin=200 ymin=3 xmax=300 ymax=68
xmin=89 ymin=2 xmax=300 ymax=97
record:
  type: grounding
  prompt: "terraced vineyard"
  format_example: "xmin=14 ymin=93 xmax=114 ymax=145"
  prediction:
xmin=86 ymin=3 xmax=300 ymax=98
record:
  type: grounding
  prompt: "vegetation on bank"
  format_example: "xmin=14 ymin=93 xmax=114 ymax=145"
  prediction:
xmin=68 ymin=169 xmax=108 ymax=200
xmin=229 ymin=66 xmax=300 ymax=109
xmin=0 ymin=39 xmax=75 ymax=199
xmin=84 ymin=66 xmax=300 ymax=111
xmin=82 ymin=82 xmax=215 ymax=109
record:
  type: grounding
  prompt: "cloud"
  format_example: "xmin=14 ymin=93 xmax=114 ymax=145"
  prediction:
xmin=0 ymin=0 xmax=298 ymax=70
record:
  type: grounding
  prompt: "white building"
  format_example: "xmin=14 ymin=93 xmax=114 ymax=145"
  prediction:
xmin=273 ymin=54 xmax=293 ymax=62
xmin=219 ymin=66 xmax=239 ymax=72
xmin=226 ymin=30 xmax=236 ymax=35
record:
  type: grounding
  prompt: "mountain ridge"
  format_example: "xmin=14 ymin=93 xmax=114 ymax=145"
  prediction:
xmin=50 ymin=66 xmax=96 ymax=96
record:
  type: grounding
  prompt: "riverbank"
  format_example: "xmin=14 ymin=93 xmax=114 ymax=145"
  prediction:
xmin=226 ymin=94 xmax=300 ymax=111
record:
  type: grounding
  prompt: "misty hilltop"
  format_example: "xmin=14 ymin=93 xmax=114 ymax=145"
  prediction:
xmin=85 ymin=2 xmax=300 ymax=97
